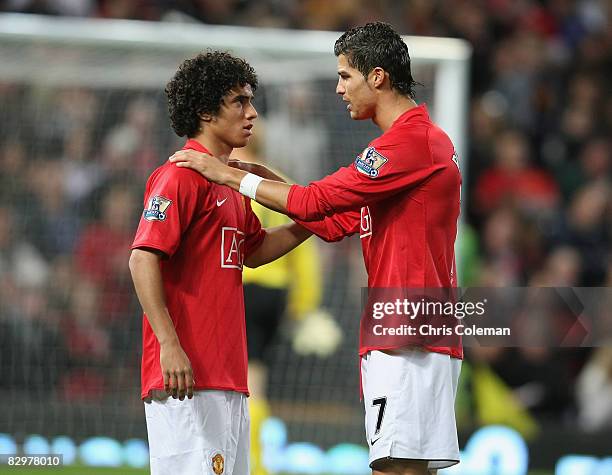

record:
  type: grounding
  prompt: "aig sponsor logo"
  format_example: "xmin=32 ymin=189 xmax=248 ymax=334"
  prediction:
xmin=221 ymin=227 xmax=245 ymax=270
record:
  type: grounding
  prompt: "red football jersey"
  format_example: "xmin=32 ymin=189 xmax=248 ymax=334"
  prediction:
xmin=132 ymin=139 xmax=266 ymax=399
xmin=288 ymin=105 xmax=463 ymax=359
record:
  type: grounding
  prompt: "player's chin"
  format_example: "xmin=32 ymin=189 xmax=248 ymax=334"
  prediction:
xmin=231 ymin=136 xmax=251 ymax=148
xmin=349 ymin=110 xmax=367 ymax=120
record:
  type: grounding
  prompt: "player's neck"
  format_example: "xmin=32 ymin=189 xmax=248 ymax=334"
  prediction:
xmin=373 ymin=95 xmax=418 ymax=132
xmin=191 ymin=132 xmax=232 ymax=163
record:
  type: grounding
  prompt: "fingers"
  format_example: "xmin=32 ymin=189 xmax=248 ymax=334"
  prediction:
xmin=185 ymin=368 xmax=194 ymax=400
xmin=160 ymin=345 xmax=194 ymax=401
xmin=166 ymin=368 xmax=193 ymax=400
xmin=168 ymin=153 xmax=192 ymax=169
xmin=163 ymin=370 xmax=170 ymax=395
xmin=167 ymin=372 xmax=178 ymax=399
xmin=177 ymin=369 xmax=186 ymax=400
xmin=168 ymin=152 xmax=186 ymax=163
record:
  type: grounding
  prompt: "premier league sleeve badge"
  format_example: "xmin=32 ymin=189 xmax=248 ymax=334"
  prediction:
xmin=355 ymin=147 xmax=388 ymax=178
xmin=143 ymin=195 xmax=172 ymax=221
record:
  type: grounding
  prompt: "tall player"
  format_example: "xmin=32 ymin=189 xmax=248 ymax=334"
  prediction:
xmin=129 ymin=51 xmax=313 ymax=475
xmin=170 ymin=24 xmax=463 ymax=475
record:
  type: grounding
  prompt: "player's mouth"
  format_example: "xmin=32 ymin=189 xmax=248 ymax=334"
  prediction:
xmin=243 ymin=124 xmax=253 ymax=136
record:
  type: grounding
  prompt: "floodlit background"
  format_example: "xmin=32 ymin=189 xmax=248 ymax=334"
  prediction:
xmin=0 ymin=1 xmax=610 ymax=475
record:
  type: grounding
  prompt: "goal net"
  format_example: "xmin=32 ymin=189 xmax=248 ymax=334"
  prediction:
xmin=0 ymin=12 xmax=470 ymax=468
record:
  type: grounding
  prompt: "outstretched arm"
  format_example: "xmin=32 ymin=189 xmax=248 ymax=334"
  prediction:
xmin=170 ymin=144 xmax=446 ymax=223
xmin=170 ymin=150 xmax=291 ymax=212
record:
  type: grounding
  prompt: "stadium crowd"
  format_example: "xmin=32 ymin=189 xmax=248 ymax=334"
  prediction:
xmin=0 ymin=0 xmax=611 ymax=436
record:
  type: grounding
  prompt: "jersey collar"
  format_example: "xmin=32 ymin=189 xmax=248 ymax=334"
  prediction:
xmin=183 ymin=139 xmax=211 ymax=154
xmin=390 ymin=103 xmax=429 ymax=128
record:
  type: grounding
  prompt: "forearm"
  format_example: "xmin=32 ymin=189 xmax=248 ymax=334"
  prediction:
xmin=222 ymin=167 xmax=292 ymax=214
xmin=129 ymin=249 xmax=179 ymax=346
xmin=245 ymin=223 xmax=312 ymax=268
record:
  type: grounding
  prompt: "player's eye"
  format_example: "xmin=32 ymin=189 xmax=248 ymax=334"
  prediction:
xmin=234 ymin=96 xmax=251 ymax=106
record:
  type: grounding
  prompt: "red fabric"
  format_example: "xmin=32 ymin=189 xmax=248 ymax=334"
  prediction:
xmin=76 ymin=224 xmax=132 ymax=284
xmin=132 ymin=139 xmax=265 ymax=399
xmin=75 ymin=223 xmax=134 ymax=323
xmin=474 ymin=167 xmax=560 ymax=214
xmin=288 ymin=105 xmax=463 ymax=359
xmin=60 ymin=319 xmax=110 ymax=402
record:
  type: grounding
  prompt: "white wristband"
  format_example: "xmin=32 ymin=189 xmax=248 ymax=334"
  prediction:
xmin=239 ymin=173 xmax=264 ymax=200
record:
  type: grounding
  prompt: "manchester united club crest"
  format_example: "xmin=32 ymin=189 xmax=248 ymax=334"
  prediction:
xmin=143 ymin=195 xmax=172 ymax=221
xmin=212 ymin=453 xmax=224 ymax=474
xmin=355 ymin=147 xmax=388 ymax=178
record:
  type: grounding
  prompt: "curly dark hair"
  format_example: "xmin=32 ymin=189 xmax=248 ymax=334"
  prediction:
xmin=334 ymin=22 xmax=418 ymax=98
xmin=165 ymin=51 xmax=258 ymax=138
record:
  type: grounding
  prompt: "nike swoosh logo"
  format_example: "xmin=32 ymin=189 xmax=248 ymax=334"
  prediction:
xmin=370 ymin=436 xmax=382 ymax=446
xmin=216 ymin=198 xmax=227 ymax=207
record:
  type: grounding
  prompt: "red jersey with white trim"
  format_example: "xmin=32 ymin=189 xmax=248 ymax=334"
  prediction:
xmin=132 ymin=139 xmax=265 ymax=399
xmin=288 ymin=105 xmax=462 ymax=359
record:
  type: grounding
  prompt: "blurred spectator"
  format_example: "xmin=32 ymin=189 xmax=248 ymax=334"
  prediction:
xmin=550 ymin=135 xmax=611 ymax=201
xmin=293 ymin=0 xmax=362 ymax=30
xmin=102 ymin=96 xmax=161 ymax=181
xmin=263 ymin=86 xmax=330 ymax=183
xmin=556 ymin=181 xmax=610 ymax=285
xmin=38 ymin=88 xmax=99 ymax=157
xmin=576 ymin=346 xmax=612 ymax=432
xmin=46 ymin=255 xmax=75 ymax=312
xmin=490 ymin=32 xmax=545 ymax=130
xmin=0 ymin=140 xmax=29 ymax=210
xmin=2 ymin=0 xmax=94 ymax=16
xmin=530 ymin=246 xmax=582 ymax=286
xmin=75 ymin=183 xmax=137 ymax=323
xmin=61 ymin=126 xmax=102 ymax=203
xmin=59 ymin=278 xmax=110 ymax=400
xmin=0 ymin=286 xmax=67 ymax=390
xmin=474 ymin=129 xmax=560 ymax=217
xmin=24 ymin=160 xmax=82 ymax=260
xmin=0 ymin=205 xmax=49 ymax=289
xmin=479 ymin=206 xmax=522 ymax=286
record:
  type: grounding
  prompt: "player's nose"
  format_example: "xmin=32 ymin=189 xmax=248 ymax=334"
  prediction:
xmin=246 ymin=103 xmax=258 ymax=120
xmin=336 ymin=78 xmax=345 ymax=95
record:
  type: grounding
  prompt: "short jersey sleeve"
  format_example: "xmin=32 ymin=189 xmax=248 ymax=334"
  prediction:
xmin=286 ymin=130 xmax=446 ymax=222
xmin=244 ymin=197 xmax=266 ymax=256
xmin=132 ymin=166 xmax=203 ymax=257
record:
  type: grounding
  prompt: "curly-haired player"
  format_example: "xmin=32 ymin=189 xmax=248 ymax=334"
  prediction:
xmin=170 ymin=24 xmax=463 ymax=475
xmin=129 ymin=51 xmax=313 ymax=475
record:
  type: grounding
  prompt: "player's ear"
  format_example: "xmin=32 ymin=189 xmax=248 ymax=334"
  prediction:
xmin=200 ymin=113 xmax=213 ymax=123
xmin=369 ymin=67 xmax=387 ymax=89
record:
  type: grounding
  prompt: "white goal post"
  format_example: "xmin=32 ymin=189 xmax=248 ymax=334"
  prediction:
xmin=0 ymin=13 xmax=471 ymax=176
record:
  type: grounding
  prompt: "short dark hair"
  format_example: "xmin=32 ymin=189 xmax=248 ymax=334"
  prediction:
xmin=165 ymin=51 xmax=258 ymax=137
xmin=334 ymin=22 xmax=418 ymax=98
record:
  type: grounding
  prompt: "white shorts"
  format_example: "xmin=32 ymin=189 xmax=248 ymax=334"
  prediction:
xmin=361 ymin=349 xmax=461 ymax=470
xmin=144 ymin=390 xmax=250 ymax=475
